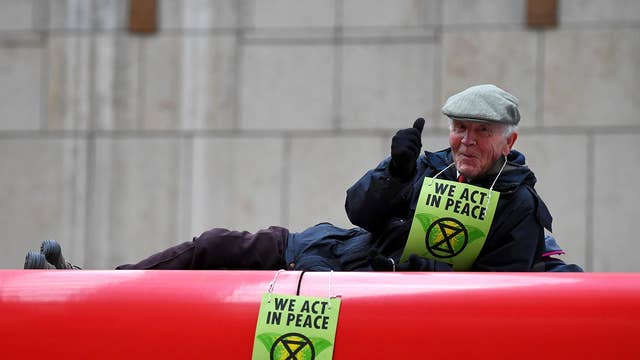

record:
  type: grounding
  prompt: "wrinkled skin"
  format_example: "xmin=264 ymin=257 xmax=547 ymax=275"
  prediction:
xmin=449 ymin=120 xmax=518 ymax=180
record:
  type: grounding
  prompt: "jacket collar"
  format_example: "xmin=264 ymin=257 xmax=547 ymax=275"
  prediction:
xmin=422 ymin=148 xmax=536 ymax=192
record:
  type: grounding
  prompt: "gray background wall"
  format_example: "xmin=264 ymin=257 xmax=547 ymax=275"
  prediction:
xmin=1 ymin=0 xmax=639 ymax=271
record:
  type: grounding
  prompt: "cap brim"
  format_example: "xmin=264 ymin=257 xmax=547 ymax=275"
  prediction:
xmin=446 ymin=116 xmax=496 ymax=124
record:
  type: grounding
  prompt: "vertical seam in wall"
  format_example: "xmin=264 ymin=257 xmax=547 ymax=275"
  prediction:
xmin=234 ymin=28 xmax=243 ymax=131
xmin=83 ymin=130 xmax=96 ymax=267
xmin=333 ymin=0 xmax=343 ymax=131
xmin=585 ymin=131 xmax=595 ymax=271
xmin=234 ymin=0 xmax=252 ymax=132
xmin=188 ymin=133 xmax=194 ymax=238
xmin=84 ymin=1 xmax=97 ymax=264
xmin=31 ymin=0 xmax=39 ymax=31
xmin=281 ymin=134 xmax=292 ymax=227
xmin=234 ymin=0 xmax=245 ymax=132
xmin=106 ymin=135 xmax=116 ymax=268
xmin=65 ymin=135 xmax=77 ymax=262
xmin=176 ymin=33 xmax=183 ymax=131
xmin=39 ymin=1 xmax=50 ymax=131
xmin=433 ymin=26 xmax=442 ymax=125
xmin=178 ymin=132 xmax=194 ymax=242
xmin=88 ymin=18 xmax=97 ymax=131
xmin=432 ymin=0 xmax=443 ymax=126
xmin=137 ymin=38 xmax=145 ymax=130
xmin=72 ymin=34 xmax=79 ymax=130
xmin=40 ymin=43 xmax=49 ymax=129
xmin=536 ymin=30 xmax=545 ymax=128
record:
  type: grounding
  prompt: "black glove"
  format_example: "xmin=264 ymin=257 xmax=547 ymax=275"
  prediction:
xmin=389 ymin=118 xmax=425 ymax=181
xmin=398 ymin=254 xmax=440 ymax=271
xmin=368 ymin=250 xmax=452 ymax=272
xmin=368 ymin=249 xmax=396 ymax=271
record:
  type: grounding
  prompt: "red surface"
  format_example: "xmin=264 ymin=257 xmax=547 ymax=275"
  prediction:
xmin=1 ymin=270 xmax=639 ymax=359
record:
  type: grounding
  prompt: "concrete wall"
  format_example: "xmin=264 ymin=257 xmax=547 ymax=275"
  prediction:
xmin=1 ymin=0 xmax=639 ymax=270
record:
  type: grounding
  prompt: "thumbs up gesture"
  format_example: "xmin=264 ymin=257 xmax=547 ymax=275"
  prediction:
xmin=389 ymin=118 xmax=425 ymax=181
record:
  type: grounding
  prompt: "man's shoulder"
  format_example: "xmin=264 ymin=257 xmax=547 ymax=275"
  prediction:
xmin=502 ymin=181 xmax=539 ymax=203
xmin=499 ymin=183 xmax=553 ymax=230
xmin=419 ymin=148 xmax=452 ymax=169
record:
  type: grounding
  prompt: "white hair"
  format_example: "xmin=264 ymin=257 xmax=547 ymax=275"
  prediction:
xmin=502 ymin=124 xmax=518 ymax=137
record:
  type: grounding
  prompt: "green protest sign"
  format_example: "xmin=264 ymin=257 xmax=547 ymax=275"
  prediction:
xmin=252 ymin=293 xmax=341 ymax=360
xmin=401 ymin=177 xmax=499 ymax=270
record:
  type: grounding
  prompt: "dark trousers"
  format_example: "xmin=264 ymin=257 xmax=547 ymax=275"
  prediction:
xmin=116 ymin=226 xmax=289 ymax=270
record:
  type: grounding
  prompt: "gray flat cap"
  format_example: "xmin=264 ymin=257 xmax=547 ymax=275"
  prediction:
xmin=442 ymin=84 xmax=520 ymax=125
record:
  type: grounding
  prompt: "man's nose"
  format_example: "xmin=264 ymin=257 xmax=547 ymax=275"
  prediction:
xmin=461 ymin=130 xmax=476 ymax=145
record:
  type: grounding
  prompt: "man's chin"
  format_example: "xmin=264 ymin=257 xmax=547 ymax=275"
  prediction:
xmin=456 ymin=163 xmax=478 ymax=178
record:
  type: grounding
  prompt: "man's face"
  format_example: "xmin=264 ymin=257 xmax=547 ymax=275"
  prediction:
xmin=449 ymin=120 xmax=517 ymax=180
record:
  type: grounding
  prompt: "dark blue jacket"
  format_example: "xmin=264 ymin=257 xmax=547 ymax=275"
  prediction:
xmin=345 ymin=148 xmax=564 ymax=271
xmin=285 ymin=148 xmax=582 ymax=272
xmin=285 ymin=222 xmax=373 ymax=271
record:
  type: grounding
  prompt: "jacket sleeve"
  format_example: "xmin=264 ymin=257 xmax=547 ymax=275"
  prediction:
xmin=345 ymin=157 xmax=415 ymax=233
xmin=472 ymin=187 xmax=547 ymax=272
xmin=536 ymin=258 xmax=584 ymax=272
xmin=472 ymin=211 xmax=543 ymax=271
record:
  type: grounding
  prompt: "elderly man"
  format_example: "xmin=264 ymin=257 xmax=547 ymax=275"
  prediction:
xmin=347 ymin=84 xmax=580 ymax=271
xmin=25 ymin=84 xmax=581 ymax=272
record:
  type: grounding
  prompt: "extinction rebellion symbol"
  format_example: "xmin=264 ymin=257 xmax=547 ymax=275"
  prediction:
xmin=425 ymin=217 xmax=468 ymax=258
xmin=270 ymin=332 xmax=315 ymax=360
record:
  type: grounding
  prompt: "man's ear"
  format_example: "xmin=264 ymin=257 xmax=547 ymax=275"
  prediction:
xmin=503 ymin=132 xmax=518 ymax=155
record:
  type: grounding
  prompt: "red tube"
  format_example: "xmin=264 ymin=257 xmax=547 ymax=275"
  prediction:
xmin=1 ymin=270 xmax=639 ymax=359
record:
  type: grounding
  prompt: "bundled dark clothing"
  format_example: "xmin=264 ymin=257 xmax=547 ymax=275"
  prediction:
xmin=347 ymin=149 xmax=543 ymax=270
xmin=345 ymin=148 xmax=581 ymax=272
xmin=117 ymin=148 xmax=582 ymax=272
xmin=117 ymin=223 xmax=375 ymax=271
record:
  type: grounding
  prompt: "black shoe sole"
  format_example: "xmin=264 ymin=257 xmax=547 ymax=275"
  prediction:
xmin=41 ymin=239 xmax=63 ymax=269
xmin=24 ymin=251 xmax=48 ymax=269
